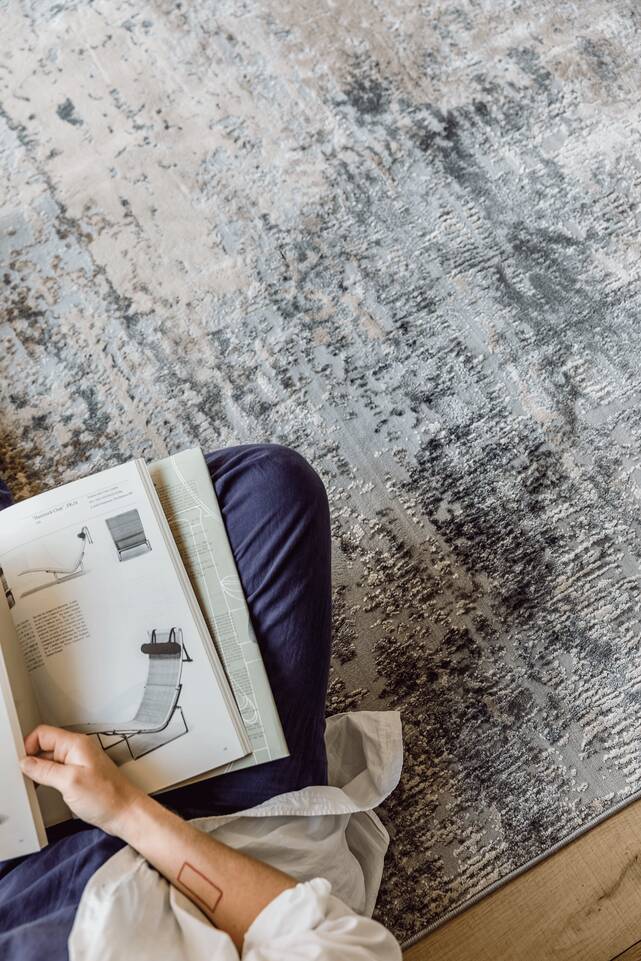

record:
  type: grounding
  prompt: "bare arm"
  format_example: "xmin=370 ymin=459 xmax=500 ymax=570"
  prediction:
xmin=21 ymin=726 xmax=296 ymax=950
xmin=115 ymin=794 xmax=296 ymax=948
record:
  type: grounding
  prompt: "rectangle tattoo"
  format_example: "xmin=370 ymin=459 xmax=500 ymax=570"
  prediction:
xmin=177 ymin=862 xmax=223 ymax=913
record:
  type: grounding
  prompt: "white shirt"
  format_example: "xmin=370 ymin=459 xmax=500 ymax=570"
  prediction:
xmin=68 ymin=711 xmax=404 ymax=961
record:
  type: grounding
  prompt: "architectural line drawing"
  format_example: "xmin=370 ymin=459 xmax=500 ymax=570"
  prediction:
xmin=168 ymin=455 xmax=268 ymax=757
xmin=67 ymin=627 xmax=192 ymax=762
xmin=220 ymin=574 xmax=243 ymax=601
xmin=18 ymin=526 xmax=93 ymax=598
xmin=106 ymin=509 xmax=151 ymax=562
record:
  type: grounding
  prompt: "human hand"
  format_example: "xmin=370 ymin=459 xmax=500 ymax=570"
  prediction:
xmin=20 ymin=725 xmax=145 ymax=837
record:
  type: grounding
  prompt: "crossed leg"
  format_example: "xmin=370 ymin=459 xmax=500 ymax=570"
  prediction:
xmin=0 ymin=444 xmax=333 ymax=956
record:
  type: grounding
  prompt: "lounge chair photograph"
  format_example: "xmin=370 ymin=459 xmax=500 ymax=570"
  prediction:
xmin=17 ymin=526 xmax=93 ymax=598
xmin=67 ymin=627 xmax=193 ymax=762
xmin=106 ymin=509 xmax=151 ymax=562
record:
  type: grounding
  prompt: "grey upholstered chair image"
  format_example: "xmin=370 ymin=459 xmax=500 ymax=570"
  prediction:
xmin=18 ymin=526 xmax=93 ymax=598
xmin=105 ymin=509 xmax=151 ymax=562
xmin=67 ymin=628 xmax=193 ymax=761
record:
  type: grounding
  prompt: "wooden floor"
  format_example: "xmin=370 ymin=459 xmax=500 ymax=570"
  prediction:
xmin=404 ymin=794 xmax=641 ymax=961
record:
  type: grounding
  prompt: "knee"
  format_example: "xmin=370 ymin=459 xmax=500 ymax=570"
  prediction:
xmin=256 ymin=444 xmax=329 ymax=514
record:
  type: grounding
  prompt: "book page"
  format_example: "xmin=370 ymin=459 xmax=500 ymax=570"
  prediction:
xmin=0 ymin=592 xmax=69 ymax=828
xmin=0 ymin=460 xmax=249 ymax=799
xmin=149 ymin=449 xmax=289 ymax=775
xmin=0 ymin=609 xmax=46 ymax=859
xmin=0 ymin=580 xmax=41 ymax=736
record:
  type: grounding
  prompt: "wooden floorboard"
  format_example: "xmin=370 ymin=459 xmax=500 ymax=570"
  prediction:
xmin=612 ymin=942 xmax=641 ymax=961
xmin=403 ymin=795 xmax=641 ymax=961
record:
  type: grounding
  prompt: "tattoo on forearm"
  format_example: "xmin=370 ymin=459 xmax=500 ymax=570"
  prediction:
xmin=177 ymin=862 xmax=223 ymax=913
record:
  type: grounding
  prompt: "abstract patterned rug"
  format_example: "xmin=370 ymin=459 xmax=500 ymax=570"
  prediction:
xmin=2 ymin=0 xmax=641 ymax=946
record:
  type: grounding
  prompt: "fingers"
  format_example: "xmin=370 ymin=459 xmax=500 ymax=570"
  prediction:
xmin=20 ymin=754 xmax=71 ymax=793
xmin=23 ymin=724 xmax=85 ymax=764
xmin=21 ymin=725 xmax=87 ymax=794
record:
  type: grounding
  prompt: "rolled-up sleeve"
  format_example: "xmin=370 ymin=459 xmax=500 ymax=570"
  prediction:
xmin=242 ymin=878 xmax=402 ymax=961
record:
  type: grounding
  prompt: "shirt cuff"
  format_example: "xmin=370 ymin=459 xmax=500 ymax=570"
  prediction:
xmin=243 ymin=877 xmax=332 ymax=950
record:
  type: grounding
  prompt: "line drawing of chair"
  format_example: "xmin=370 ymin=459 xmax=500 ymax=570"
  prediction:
xmin=18 ymin=526 xmax=93 ymax=598
xmin=105 ymin=509 xmax=151 ymax=562
xmin=0 ymin=566 xmax=15 ymax=609
xmin=67 ymin=627 xmax=193 ymax=761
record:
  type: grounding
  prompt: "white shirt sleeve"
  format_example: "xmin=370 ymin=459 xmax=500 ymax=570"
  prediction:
xmin=241 ymin=878 xmax=402 ymax=961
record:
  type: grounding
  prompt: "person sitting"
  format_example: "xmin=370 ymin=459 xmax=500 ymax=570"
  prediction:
xmin=0 ymin=443 xmax=402 ymax=961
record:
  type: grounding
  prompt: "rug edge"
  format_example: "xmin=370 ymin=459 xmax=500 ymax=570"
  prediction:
xmin=400 ymin=785 xmax=641 ymax=950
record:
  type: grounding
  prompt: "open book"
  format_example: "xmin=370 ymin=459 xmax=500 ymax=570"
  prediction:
xmin=0 ymin=447 xmax=288 ymax=860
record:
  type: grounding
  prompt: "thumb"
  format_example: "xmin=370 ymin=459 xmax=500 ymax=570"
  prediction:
xmin=21 ymin=755 xmax=70 ymax=792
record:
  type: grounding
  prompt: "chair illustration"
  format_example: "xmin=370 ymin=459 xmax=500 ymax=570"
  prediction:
xmin=0 ymin=566 xmax=15 ymax=609
xmin=18 ymin=526 xmax=93 ymax=598
xmin=67 ymin=627 xmax=193 ymax=762
xmin=106 ymin=509 xmax=151 ymax=562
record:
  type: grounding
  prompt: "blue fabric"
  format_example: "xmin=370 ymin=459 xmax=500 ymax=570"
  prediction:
xmin=0 ymin=443 xmax=332 ymax=960
xmin=0 ymin=475 xmax=11 ymax=512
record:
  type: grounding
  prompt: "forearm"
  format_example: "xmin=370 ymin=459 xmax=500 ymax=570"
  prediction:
xmin=117 ymin=793 xmax=297 ymax=950
xmin=22 ymin=725 xmax=402 ymax=961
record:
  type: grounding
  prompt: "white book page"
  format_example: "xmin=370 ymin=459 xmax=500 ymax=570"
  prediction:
xmin=0 ymin=460 xmax=249 ymax=797
xmin=0 ymin=593 xmax=70 ymax=827
xmin=0 ymin=581 xmax=41 ymax=735
xmin=0 ymin=604 xmax=46 ymax=859
xmin=149 ymin=448 xmax=288 ymax=776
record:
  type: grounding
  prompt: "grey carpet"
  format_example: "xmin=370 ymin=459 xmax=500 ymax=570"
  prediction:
xmin=2 ymin=0 xmax=641 ymax=946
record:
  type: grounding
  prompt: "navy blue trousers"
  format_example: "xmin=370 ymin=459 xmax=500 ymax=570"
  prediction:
xmin=0 ymin=444 xmax=332 ymax=960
